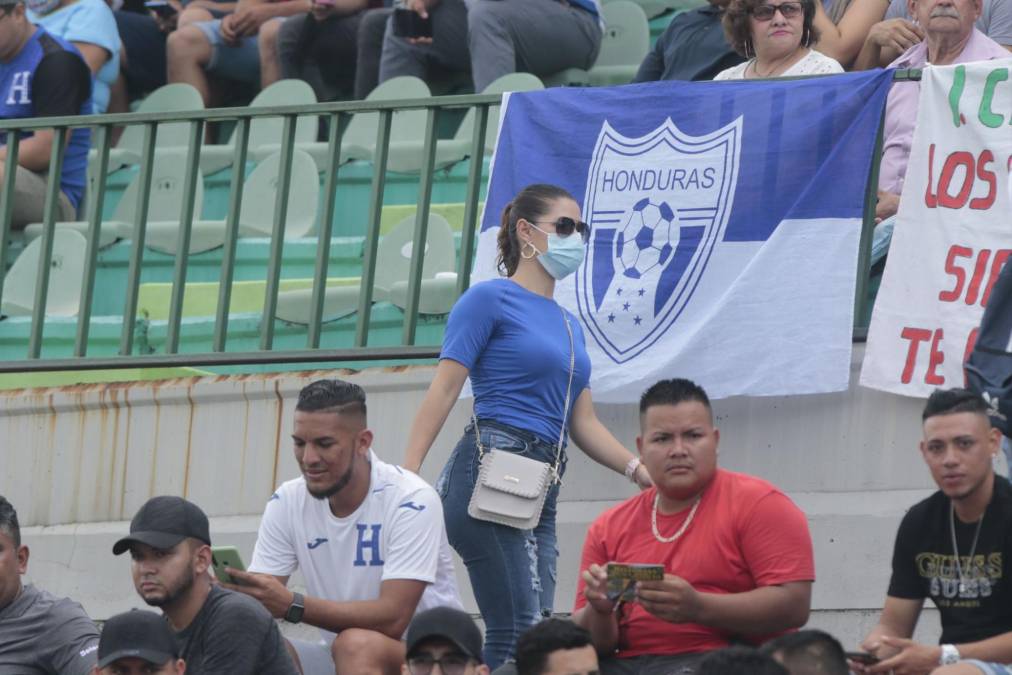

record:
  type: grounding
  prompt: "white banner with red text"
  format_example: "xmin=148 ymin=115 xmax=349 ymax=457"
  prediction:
xmin=861 ymin=60 xmax=1012 ymax=397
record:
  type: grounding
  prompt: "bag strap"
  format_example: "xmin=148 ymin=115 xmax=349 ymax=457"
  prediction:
xmin=474 ymin=304 xmax=576 ymax=484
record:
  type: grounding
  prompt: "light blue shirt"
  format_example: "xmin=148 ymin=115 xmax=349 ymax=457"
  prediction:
xmin=440 ymin=278 xmax=592 ymax=445
xmin=30 ymin=0 xmax=120 ymax=113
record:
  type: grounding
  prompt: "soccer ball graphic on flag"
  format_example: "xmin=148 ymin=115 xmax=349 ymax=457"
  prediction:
xmin=616 ymin=198 xmax=677 ymax=279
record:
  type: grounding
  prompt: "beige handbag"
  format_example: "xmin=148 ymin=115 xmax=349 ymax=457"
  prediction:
xmin=466 ymin=307 xmax=575 ymax=530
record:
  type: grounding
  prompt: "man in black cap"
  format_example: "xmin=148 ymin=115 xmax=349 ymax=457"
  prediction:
xmin=113 ymin=495 xmax=298 ymax=675
xmin=403 ymin=607 xmax=489 ymax=675
xmin=93 ymin=609 xmax=185 ymax=675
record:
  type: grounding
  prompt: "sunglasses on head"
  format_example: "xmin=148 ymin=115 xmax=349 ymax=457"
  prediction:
xmin=529 ymin=217 xmax=592 ymax=243
xmin=750 ymin=1 xmax=803 ymax=20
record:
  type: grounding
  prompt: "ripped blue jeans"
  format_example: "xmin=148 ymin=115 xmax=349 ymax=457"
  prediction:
xmin=435 ymin=419 xmax=566 ymax=670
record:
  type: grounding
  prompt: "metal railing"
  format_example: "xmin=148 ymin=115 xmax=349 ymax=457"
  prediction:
xmin=0 ymin=72 xmax=917 ymax=373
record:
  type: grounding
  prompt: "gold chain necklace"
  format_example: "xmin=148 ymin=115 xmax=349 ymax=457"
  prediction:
xmin=651 ymin=493 xmax=701 ymax=543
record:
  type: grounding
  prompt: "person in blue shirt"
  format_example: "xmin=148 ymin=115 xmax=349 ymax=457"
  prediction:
xmin=27 ymin=0 xmax=119 ymax=113
xmin=403 ymin=183 xmax=652 ymax=670
xmin=0 ymin=0 xmax=92 ymax=229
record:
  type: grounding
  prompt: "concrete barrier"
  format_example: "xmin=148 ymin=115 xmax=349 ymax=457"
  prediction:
xmin=6 ymin=343 xmax=974 ymax=648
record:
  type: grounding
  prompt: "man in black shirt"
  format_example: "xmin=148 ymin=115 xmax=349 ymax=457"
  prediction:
xmin=633 ymin=0 xmax=744 ymax=83
xmin=112 ymin=496 xmax=298 ymax=675
xmin=856 ymin=388 xmax=1012 ymax=675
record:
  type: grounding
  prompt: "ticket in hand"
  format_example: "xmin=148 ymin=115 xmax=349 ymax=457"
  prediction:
xmin=605 ymin=563 xmax=665 ymax=602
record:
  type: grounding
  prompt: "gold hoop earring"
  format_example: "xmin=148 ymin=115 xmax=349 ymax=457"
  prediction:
xmin=521 ymin=240 xmax=537 ymax=259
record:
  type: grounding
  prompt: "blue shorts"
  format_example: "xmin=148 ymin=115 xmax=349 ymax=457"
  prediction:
xmin=194 ymin=17 xmax=281 ymax=83
xmin=965 ymin=661 xmax=1012 ymax=675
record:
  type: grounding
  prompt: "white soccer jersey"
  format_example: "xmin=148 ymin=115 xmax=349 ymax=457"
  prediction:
xmin=249 ymin=450 xmax=462 ymax=640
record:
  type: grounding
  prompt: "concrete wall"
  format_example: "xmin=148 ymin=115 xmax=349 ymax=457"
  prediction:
xmin=4 ymin=344 xmax=975 ymax=648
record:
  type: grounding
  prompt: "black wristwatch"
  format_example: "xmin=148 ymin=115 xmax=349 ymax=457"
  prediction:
xmin=284 ymin=592 xmax=305 ymax=624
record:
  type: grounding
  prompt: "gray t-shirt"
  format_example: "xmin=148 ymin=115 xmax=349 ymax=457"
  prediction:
xmin=0 ymin=584 xmax=99 ymax=675
xmin=885 ymin=0 xmax=1012 ymax=45
xmin=174 ymin=585 xmax=298 ymax=675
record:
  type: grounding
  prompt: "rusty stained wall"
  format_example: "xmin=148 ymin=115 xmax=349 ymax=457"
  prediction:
xmin=3 ymin=371 xmax=329 ymax=528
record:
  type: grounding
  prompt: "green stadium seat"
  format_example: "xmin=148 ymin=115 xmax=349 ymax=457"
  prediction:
xmin=25 ymin=152 xmax=204 ymax=250
xmin=99 ymin=83 xmax=204 ymax=168
xmin=144 ymin=149 xmax=318 ymax=255
xmin=275 ymin=210 xmax=456 ymax=324
xmin=198 ymin=79 xmax=319 ymax=175
xmin=545 ymin=2 xmax=650 ymax=87
xmin=2 ymin=229 xmax=87 ymax=317
xmin=252 ymin=76 xmax=431 ymax=173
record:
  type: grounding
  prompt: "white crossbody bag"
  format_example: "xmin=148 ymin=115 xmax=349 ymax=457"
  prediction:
xmin=466 ymin=306 xmax=575 ymax=530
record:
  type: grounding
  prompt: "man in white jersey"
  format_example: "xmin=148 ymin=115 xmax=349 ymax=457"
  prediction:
xmin=225 ymin=379 xmax=462 ymax=675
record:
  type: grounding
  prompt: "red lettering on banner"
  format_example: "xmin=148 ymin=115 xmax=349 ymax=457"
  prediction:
xmin=969 ymin=150 xmax=996 ymax=210
xmin=925 ymin=150 xmax=998 ymax=209
xmin=938 ymin=152 xmax=975 ymax=209
xmin=927 ymin=329 xmax=945 ymax=384
xmin=925 ymin=144 xmax=938 ymax=208
xmin=981 ymin=250 xmax=1012 ymax=306
xmin=939 ymin=245 xmax=973 ymax=302
xmin=901 ymin=327 xmax=932 ymax=383
xmin=965 ymin=249 xmax=992 ymax=305
xmin=964 ymin=328 xmax=979 ymax=373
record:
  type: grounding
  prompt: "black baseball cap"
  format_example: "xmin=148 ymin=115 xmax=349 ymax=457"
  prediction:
xmin=405 ymin=607 xmax=483 ymax=663
xmin=98 ymin=609 xmax=179 ymax=668
xmin=112 ymin=495 xmax=211 ymax=555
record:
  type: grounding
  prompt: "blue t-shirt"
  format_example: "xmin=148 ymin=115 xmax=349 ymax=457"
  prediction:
xmin=0 ymin=27 xmax=92 ymax=209
xmin=30 ymin=0 xmax=120 ymax=114
xmin=441 ymin=278 xmax=592 ymax=445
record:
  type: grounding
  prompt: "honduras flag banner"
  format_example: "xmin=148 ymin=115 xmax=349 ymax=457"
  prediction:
xmin=473 ymin=71 xmax=893 ymax=403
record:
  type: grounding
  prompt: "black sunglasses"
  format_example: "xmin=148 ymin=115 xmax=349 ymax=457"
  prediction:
xmin=406 ymin=653 xmax=476 ymax=675
xmin=529 ymin=217 xmax=592 ymax=243
xmin=750 ymin=1 xmax=804 ymax=20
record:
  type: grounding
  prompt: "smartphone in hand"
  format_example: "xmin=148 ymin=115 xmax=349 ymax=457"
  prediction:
xmin=392 ymin=7 xmax=433 ymax=39
xmin=845 ymin=652 xmax=880 ymax=665
xmin=145 ymin=0 xmax=177 ymax=18
xmin=210 ymin=546 xmax=246 ymax=585
xmin=605 ymin=563 xmax=665 ymax=602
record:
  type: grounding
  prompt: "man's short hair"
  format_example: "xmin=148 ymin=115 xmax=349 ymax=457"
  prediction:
xmin=515 ymin=619 xmax=593 ymax=675
xmin=295 ymin=379 xmax=367 ymax=418
xmin=0 ymin=496 xmax=19 ymax=547
xmin=639 ymin=378 xmax=712 ymax=416
xmin=698 ymin=646 xmax=788 ymax=675
xmin=761 ymin=629 xmax=848 ymax=675
xmin=922 ymin=388 xmax=990 ymax=422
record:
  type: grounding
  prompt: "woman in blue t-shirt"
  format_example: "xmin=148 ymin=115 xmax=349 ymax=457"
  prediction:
xmin=403 ymin=183 xmax=652 ymax=669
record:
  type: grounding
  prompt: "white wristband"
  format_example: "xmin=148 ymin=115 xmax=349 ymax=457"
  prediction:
xmin=624 ymin=457 xmax=642 ymax=482
xmin=939 ymin=644 xmax=960 ymax=665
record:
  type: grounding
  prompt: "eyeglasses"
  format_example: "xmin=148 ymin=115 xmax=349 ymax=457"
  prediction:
xmin=529 ymin=217 xmax=592 ymax=243
xmin=750 ymin=1 xmax=803 ymax=20
xmin=406 ymin=653 xmax=476 ymax=675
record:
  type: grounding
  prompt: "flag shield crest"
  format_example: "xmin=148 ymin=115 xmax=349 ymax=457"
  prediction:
xmin=576 ymin=117 xmax=743 ymax=363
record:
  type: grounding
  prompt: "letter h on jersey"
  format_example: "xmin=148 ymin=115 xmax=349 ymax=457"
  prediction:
xmin=354 ymin=524 xmax=384 ymax=567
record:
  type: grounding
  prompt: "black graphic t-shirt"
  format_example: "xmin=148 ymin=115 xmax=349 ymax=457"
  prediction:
xmin=888 ymin=475 xmax=1012 ymax=644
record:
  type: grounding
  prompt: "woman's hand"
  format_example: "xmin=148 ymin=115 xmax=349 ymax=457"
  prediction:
xmin=633 ymin=463 xmax=653 ymax=489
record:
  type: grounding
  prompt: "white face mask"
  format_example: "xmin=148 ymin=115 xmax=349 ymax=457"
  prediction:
xmin=27 ymin=0 xmax=60 ymax=14
xmin=528 ymin=224 xmax=587 ymax=280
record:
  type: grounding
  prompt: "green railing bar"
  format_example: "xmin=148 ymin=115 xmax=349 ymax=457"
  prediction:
xmin=401 ymin=107 xmax=440 ymax=346
xmin=119 ymin=122 xmax=158 ymax=355
xmin=0 ymin=93 xmax=506 ymax=131
xmin=307 ymin=112 xmax=347 ymax=348
xmin=0 ymin=133 xmax=20 ymax=306
xmin=0 ymin=346 xmax=443 ymax=373
xmin=27 ymin=127 xmax=68 ymax=359
xmin=212 ymin=117 xmax=250 ymax=352
xmin=165 ymin=120 xmax=205 ymax=354
xmin=853 ymin=105 xmax=887 ymax=330
xmin=354 ymin=109 xmax=392 ymax=348
xmin=457 ymin=103 xmax=489 ymax=297
xmin=74 ymin=124 xmax=112 ymax=356
xmin=259 ymin=114 xmax=298 ymax=351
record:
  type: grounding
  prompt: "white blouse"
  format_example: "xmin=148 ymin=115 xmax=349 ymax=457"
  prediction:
xmin=713 ymin=49 xmax=844 ymax=80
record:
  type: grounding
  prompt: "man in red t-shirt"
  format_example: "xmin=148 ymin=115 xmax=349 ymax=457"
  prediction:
xmin=573 ymin=378 xmax=815 ymax=675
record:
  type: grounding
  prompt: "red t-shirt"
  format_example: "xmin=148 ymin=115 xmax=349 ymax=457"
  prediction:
xmin=573 ymin=469 xmax=815 ymax=658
